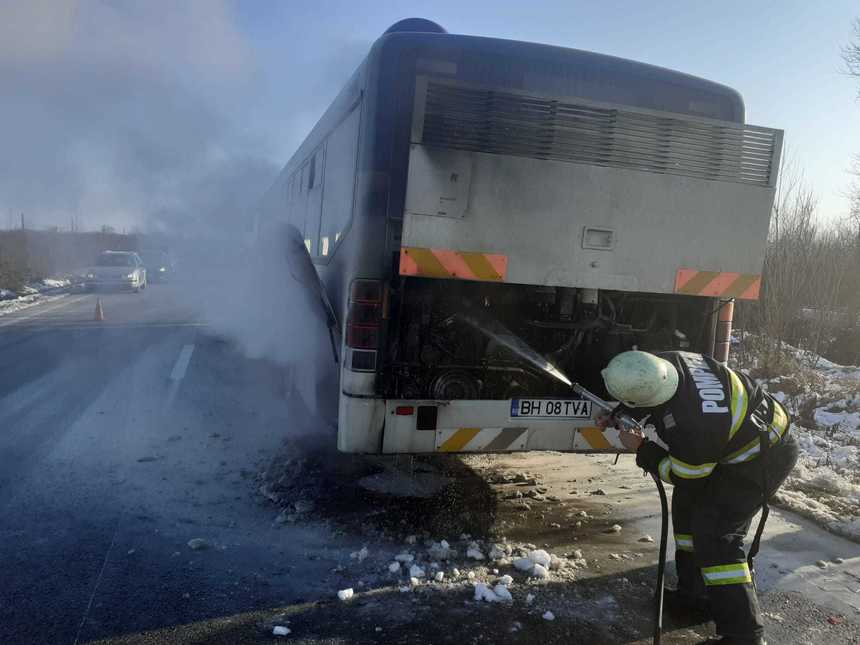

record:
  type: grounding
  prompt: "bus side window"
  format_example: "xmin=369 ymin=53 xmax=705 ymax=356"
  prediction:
xmin=319 ymin=105 xmax=360 ymax=257
xmin=305 ymin=147 xmax=324 ymax=257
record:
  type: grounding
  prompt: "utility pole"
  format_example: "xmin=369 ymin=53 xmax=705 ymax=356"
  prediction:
xmin=20 ymin=213 xmax=25 ymax=230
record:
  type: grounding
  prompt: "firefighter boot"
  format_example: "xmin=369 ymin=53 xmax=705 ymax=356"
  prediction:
xmin=663 ymin=586 xmax=711 ymax=619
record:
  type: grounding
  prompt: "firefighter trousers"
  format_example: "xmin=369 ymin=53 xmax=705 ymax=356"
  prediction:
xmin=672 ymin=433 xmax=799 ymax=638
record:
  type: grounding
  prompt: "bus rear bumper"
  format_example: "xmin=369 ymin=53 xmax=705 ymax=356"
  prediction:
xmin=338 ymin=396 xmax=645 ymax=454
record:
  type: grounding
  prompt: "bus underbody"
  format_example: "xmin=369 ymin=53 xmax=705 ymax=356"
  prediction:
xmin=382 ymin=277 xmax=708 ymax=402
xmin=332 ymin=277 xmax=714 ymax=455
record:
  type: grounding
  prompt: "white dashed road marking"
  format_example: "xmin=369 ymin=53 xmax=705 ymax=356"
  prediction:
xmin=169 ymin=344 xmax=195 ymax=381
xmin=166 ymin=343 xmax=195 ymax=406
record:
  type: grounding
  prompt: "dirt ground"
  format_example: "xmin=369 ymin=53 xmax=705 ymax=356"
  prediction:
xmin=93 ymin=444 xmax=860 ymax=645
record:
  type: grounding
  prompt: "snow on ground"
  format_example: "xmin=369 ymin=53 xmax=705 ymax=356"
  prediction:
xmin=0 ymin=292 xmax=68 ymax=317
xmin=732 ymin=334 xmax=860 ymax=542
xmin=40 ymin=278 xmax=71 ymax=289
xmin=0 ymin=278 xmax=73 ymax=317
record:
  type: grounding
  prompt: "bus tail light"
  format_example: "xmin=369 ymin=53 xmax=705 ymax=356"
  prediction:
xmin=347 ymin=280 xmax=383 ymax=369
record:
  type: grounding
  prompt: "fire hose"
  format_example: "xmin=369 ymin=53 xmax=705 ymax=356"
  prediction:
xmin=458 ymin=312 xmax=668 ymax=643
xmin=572 ymin=383 xmax=668 ymax=645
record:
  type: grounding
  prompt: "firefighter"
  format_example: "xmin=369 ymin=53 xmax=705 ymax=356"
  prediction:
xmin=598 ymin=350 xmax=798 ymax=645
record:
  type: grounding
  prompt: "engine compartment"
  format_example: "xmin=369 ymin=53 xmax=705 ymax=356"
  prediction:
xmin=380 ymin=277 xmax=713 ymax=399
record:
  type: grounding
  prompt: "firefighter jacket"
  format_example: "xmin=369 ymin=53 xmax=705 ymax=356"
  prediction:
xmin=631 ymin=351 xmax=791 ymax=489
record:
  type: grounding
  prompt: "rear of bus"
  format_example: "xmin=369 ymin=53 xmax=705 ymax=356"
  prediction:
xmin=337 ymin=25 xmax=782 ymax=455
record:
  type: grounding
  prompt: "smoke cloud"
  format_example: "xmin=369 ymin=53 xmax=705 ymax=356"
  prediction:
xmin=0 ymin=0 xmax=277 ymax=232
xmin=1 ymin=2 xmax=363 ymax=416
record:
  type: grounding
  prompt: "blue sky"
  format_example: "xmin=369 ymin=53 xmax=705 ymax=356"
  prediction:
xmin=1 ymin=1 xmax=856 ymax=230
xmin=240 ymin=0 xmax=859 ymax=224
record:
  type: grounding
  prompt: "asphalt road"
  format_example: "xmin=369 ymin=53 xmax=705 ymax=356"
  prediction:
xmin=0 ymin=285 xmax=355 ymax=645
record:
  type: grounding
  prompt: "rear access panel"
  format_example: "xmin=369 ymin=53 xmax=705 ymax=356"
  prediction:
xmin=402 ymin=77 xmax=782 ymax=298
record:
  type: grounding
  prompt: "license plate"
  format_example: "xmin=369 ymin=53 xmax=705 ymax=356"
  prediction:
xmin=510 ymin=398 xmax=592 ymax=419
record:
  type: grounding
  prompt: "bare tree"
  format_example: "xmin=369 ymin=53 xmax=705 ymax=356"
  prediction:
xmin=844 ymin=17 xmax=860 ymax=84
xmin=756 ymin=159 xmax=820 ymax=365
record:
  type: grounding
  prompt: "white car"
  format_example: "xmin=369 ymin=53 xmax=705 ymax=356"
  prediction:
xmin=86 ymin=251 xmax=147 ymax=292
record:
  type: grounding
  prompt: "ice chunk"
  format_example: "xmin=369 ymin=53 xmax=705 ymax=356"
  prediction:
xmin=440 ymin=539 xmax=450 ymax=549
xmin=409 ymin=564 xmax=426 ymax=578
xmin=467 ymin=571 xmax=476 ymax=580
xmin=542 ymin=610 xmax=555 ymax=621
xmin=452 ymin=568 xmax=461 ymax=577
xmin=528 ymin=549 xmax=552 ymax=568
xmin=395 ymin=552 xmax=414 ymax=563
xmin=606 ymin=524 xmax=623 ymax=534
xmin=474 ymin=582 xmax=500 ymax=602
xmin=405 ymin=535 xmax=417 ymax=544
xmin=549 ymin=554 xmax=563 ymax=570
xmin=428 ymin=541 xmax=451 ymax=560
xmin=488 ymin=544 xmax=506 ymax=560
xmin=399 ymin=585 xmax=411 ymax=593
xmin=513 ymin=557 xmax=534 ymax=572
xmin=466 ymin=542 xmax=485 ymax=560
xmin=272 ymin=625 xmax=291 ymax=636
xmin=388 ymin=562 xmax=401 ymax=573
xmin=186 ymin=538 xmax=209 ymax=551
xmin=639 ymin=535 xmax=655 ymax=543
xmin=532 ymin=564 xmax=550 ymax=579
xmin=498 ymin=574 xmax=513 ymax=586
xmin=526 ymin=593 xmax=535 ymax=605
xmin=350 ymin=546 xmax=369 ymax=562
xmin=337 ymin=588 xmax=354 ymax=601
xmin=410 ymin=576 xmax=420 ymax=586
xmin=434 ymin=571 xmax=445 ymax=582
xmin=493 ymin=583 xmax=513 ymax=602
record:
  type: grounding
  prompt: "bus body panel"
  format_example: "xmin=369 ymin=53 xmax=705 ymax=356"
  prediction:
xmin=254 ymin=27 xmax=781 ymax=455
xmin=402 ymin=144 xmax=777 ymax=293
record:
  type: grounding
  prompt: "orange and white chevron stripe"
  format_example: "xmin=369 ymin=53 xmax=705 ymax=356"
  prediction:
xmin=434 ymin=426 xmax=628 ymax=453
xmin=400 ymin=247 xmax=508 ymax=282
xmin=674 ymin=268 xmax=761 ymax=300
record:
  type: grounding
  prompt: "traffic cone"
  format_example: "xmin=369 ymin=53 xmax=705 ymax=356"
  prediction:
xmin=94 ymin=298 xmax=105 ymax=321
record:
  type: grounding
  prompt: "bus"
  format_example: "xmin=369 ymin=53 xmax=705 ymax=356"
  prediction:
xmin=255 ymin=18 xmax=783 ymax=455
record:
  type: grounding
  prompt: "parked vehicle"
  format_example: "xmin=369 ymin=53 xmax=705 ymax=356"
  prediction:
xmin=138 ymin=250 xmax=173 ymax=283
xmin=86 ymin=251 xmax=147 ymax=292
xmin=255 ymin=19 xmax=783 ymax=455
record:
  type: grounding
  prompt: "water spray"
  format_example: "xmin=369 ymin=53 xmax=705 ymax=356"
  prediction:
xmin=458 ymin=308 xmax=668 ymax=644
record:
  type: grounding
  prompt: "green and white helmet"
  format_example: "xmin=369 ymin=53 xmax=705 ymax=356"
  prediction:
xmin=601 ymin=350 xmax=679 ymax=408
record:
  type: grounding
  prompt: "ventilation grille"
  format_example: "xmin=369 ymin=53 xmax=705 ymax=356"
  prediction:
xmin=419 ymin=81 xmax=779 ymax=187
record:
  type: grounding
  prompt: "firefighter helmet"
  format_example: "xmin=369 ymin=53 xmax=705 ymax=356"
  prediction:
xmin=601 ymin=351 xmax=679 ymax=408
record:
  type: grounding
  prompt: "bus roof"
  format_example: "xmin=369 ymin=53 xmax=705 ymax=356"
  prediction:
xmin=264 ymin=26 xmax=746 ymax=211
xmin=372 ymin=30 xmax=745 ymax=123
